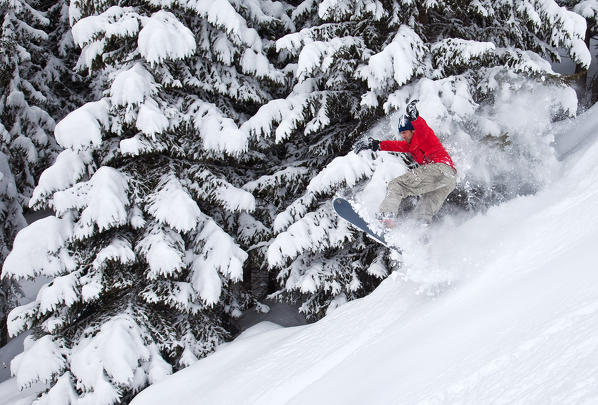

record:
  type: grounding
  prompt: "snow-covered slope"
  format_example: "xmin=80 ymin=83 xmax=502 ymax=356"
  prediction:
xmin=130 ymin=104 xmax=598 ymax=405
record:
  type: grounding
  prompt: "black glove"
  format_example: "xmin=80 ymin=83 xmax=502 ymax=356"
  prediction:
xmin=405 ymin=99 xmax=419 ymax=121
xmin=353 ymin=137 xmax=380 ymax=154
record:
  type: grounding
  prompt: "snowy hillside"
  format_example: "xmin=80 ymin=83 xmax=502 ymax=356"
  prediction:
xmin=130 ymin=105 xmax=598 ymax=405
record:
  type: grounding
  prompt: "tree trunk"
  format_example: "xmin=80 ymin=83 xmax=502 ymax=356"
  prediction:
xmin=575 ymin=26 xmax=592 ymax=105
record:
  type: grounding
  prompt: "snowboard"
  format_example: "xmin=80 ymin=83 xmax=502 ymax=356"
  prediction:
xmin=333 ymin=197 xmax=401 ymax=253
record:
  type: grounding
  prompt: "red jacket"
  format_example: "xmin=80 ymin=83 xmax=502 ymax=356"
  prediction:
xmin=380 ymin=116 xmax=455 ymax=170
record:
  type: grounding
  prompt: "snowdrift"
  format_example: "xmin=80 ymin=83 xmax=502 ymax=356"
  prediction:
xmin=135 ymin=106 xmax=598 ymax=404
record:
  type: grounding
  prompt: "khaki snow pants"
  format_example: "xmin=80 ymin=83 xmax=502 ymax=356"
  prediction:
xmin=379 ymin=163 xmax=457 ymax=223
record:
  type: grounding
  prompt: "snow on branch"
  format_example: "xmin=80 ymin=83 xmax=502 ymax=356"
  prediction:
xmin=1 ymin=215 xmax=74 ymax=280
xmin=141 ymin=281 xmax=202 ymax=313
xmin=71 ymin=6 xmax=140 ymax=47
xmin=6 ymin=301 xmax=38 ymax=337
xmin=76 ymin=39 xmax=105 ymax=71
xmin=190 ymin=256 xmax=223 ymax=306
xmin=52 ymin=167 xmax=130 ymax=237
xmin=30 ymin=150 xmax=92 ymax=209
xmin=518 ymin=1 xmax=543 ymax=28
xmin=35 ymin=373 xmax=79 ymax=404
xmin=468 ymin=0 xmax=494 ymax=17
xmin=120 ymin=134 xmax=168 ymax=156
xmin=191 ymin=217 xmax=248 ymax=304
xmin=366 ymin=254 xmax=388 ymax=278
xmin=279 ymin=256 xmax=366 ymax=298
xmin=72 ymin=6 xmax=141 ymax=70
xmin=305 ymin=94 xmax=332 ymax=135
xmin=138 ymin=225 xmax=186 ymax=279
xmin=267 ymin=206 xmax=350 ymax=268
xmin=110 ymin=63 xmax=158 ymax=107
xmin=109 ymin=62 xmax=171 ymax=135
xmin=272 ymin=153 xmax=374 ymax=233
xmin=36 ymin=273 xmax=80 ymax=315
xmin=136 ymin=99 xmax=170 ymax=135
xmin=10 ymin=335 xmax=67 ymax=388
xmin=306 ymin=152 xmax=374 ymax=195
xmin=92 ymin=238 xmax=136 ymax=270
xmin=356 ymin=25 xmax=427 ymax=91
xmin=318 ymin=0 xmax=387 ymax=21
xmin=187 ymin=167 xmax=256 ymax=213
xmin=497 ymin=48 xmax=555 ymax=75
xmin=241 ymin=92 xmax=313 ymax=142
xmin=138 ymin=10 xmax=196 ymax=65
xmin=72 ymin=6 xmax=196 ymax=67
xmin=296 ymin=37 xmax=365 ymax=82
xmin=179 ymin=0 xmax=263 ymax=50
xmin=574 ymin=0 xmax=598 ymax=20
xmin=430 ymin=38 xmax=558 ymax=79
xmin=147 ymin=174 xmax=201 ymax=233
xmin=68 ymin=315 xmax=171 ymax=401
xmin=276 ymin=30 xmax=314 ymax=56
xmin=243 ymin=166 xmax=309 ymax=194
xmin=237 ymin=212 xmax=269 ymax=246
xmin=273 ymin=194 xmax=316 ymax=233
xmin=286 ymin=259 xmax=324 ymax=294
xmin=276 ymin=23 xmax=351 ymax=56
xmin=80 ymin=270 xmax=103 ymax=303
xmin=384 ymin=77 xmax=476 ymax=119
xmin=239 ymin=48 xmax=285 ymax=83
xmin=209 ymin=33 xmax=236 ymax=64
xmin=194 ymin=217 xmax=247 ymax=283
xmin=525 ymin=0 xmax=591 ymax=68
xmin=8 ymin=0 xmax=50 ymax=27
xmin=431 ymin=38 xmax=496 ymax=78
xmin=0 ymin=153 xmax=17 ymax=203
xmin=188 ymin=99 xmax=248 ymax=154
xmin=228 ymin=0 xmax=293 ymax=29
xmin=54 ymin=99 xmax=110 ymax=151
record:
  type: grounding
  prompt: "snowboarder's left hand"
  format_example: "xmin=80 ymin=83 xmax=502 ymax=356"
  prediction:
xmin=405 ymin=99 xmax=419 ymax=121
xmin=353 ymin=137 xmax=380 ymax=154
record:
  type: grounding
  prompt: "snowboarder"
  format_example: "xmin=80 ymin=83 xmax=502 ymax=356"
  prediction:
xmin=354 ymin=100 xmax=457 ymax=226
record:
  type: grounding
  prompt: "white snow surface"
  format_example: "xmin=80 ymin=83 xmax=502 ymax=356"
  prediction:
xmin=130 ymin=105 xmax=598 ymax=404
xmin=0 ymin=378 xmax=44 ymax=405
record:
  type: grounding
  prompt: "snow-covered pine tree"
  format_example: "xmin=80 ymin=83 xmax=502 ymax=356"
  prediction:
xmin=0 ymin=147 xmax=24 ymax=347
xmin=0 ymin=0 xmax=57 ymax=206
xmin=0 ymin=0 xmax=67 ymax=346
xmin=241 ymin=2 xmax=404 ymax=318
xmin=1 ymin=0 xmax=289 ymax=403
xmin=558 ymin=0 xmax=598 ymax=104
xmin=41 ymin=0 xmax=90 ymax=120
xmin=258 ymin=0 xmax=591 ymax=319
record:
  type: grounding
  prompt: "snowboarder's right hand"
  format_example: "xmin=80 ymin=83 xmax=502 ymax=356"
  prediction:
xmin=353 ymin=137 xmax=380 ymax=154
